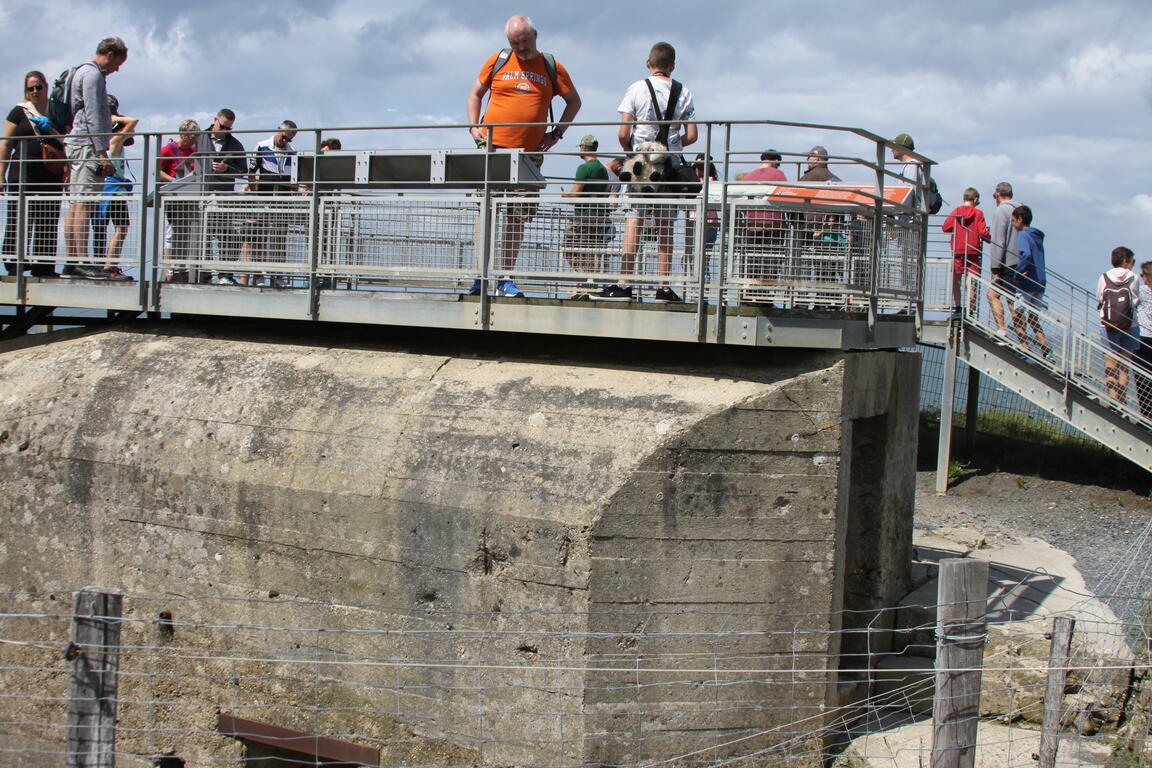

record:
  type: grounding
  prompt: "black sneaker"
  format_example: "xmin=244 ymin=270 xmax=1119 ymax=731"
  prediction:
xmin=654 ymin=287 xmax=682 ymax=303
xmin=67 ymin=264 xmax=109 ymax=280
xmin=593 ymin=284 xmax=633 ymax=301
xmin=167 ymin=270 xmax=189 ymax=283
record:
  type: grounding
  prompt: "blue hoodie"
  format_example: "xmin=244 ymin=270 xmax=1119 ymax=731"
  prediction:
xmin=1015 ymin=227 xmax=1046 ymax=294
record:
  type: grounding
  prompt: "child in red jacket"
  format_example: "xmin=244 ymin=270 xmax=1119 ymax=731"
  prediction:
xmin=941 ymin=187 xmax=991 ymax=318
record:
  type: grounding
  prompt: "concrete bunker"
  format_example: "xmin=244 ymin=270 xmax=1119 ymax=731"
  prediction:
xmin=0 ymin=325 xmax=918 ymax=766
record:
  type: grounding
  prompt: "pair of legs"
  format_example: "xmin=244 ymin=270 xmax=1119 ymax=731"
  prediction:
xmin=620 ymin=201 xmax=677 ymax=290
xmin=1011 ymin=301 xmax=1050 ymax=355
xmin=562 ymin=216 xmax=611 ymax=275
xmin=4 ymin=192 xmax=60 ymax=276
xmin=1103 ymin=328 xmax=1140 ymax=404
xmin=951 ymin=254 xmax=980 ymax=314
xmin=64 ymin=144 xmax=105 ymax=270
xmin=1136 ymin=337 xmax=1152 ymax=419
xmin=987 ymin=268 xmax=1015 ymax=331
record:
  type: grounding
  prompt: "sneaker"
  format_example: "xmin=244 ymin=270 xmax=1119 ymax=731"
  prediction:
xmin=949 ymin=306 xmax=963 ymax=320
xmin=167 ymin=270 xmax=189 ymax=283
xmin=468 ymin=278 xmax=483 ymax=296
xmin=592 ymin=284 xmax=633 ymax=301
xmin=66 ymin=264 xmax=109 ymax=280
xmin=1042 ymin=350 xmax=1056 ymax=363
xmin=211 ymin=274 xmax=239 ymax=285
xmin=317 ymin=278 xmax=333 ymax=290
xmin=102 ymin=267 xmax=133 ymax=282
xmin=654 ymin=287 xmax=683 ymax=303
xmin=496 ymin=279 xmax=524 ymax=297
xmin=994 ymin=328 xmax=1009 ymax=339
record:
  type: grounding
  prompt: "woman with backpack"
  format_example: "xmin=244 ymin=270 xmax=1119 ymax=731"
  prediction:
xmin=1097 ymin=246 xmax=1140 ymax=405
xmin=0 ymin=71 xmax=67 ymax=277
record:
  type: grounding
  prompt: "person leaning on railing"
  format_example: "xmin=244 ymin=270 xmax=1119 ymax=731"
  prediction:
xmin=0 ymin=70 xmax=65 ymax=278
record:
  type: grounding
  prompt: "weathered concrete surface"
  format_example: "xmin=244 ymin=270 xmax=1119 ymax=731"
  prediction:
xmin=0 ymin=325 xmax=919 ymax=767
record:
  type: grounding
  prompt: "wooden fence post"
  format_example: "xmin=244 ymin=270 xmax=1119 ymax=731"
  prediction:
xmin=66 ymin=587 xmax=123 ymax=768
xmin=930 ymin=558 xmax=989 ymax=768
xmin=1037 ymin=616 xmax=1076 ymax=768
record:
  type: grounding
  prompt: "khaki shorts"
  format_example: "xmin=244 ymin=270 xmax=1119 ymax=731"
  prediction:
xmin=66 ymin=144 xmax=104 ymax=196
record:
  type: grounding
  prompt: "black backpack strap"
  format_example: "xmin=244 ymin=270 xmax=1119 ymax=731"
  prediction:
xmin=644 ymin=78 xmax=683 ymax=148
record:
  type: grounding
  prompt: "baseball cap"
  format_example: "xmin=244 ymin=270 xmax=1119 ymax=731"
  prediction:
xmin=892 ymin=133 xmax=915 ymax=150
xmin=578 ymin=134 xmax=599 ymax=149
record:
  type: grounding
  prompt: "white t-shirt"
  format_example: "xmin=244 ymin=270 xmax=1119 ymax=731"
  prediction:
xmin=617 ymin=76 xmax=696 ymax=152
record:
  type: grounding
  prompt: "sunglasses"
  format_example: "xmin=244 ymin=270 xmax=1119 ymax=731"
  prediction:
xmin=25 ymin=84 xmax=44 ymax=92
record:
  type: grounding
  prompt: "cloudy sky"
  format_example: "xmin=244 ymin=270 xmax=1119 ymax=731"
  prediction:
xmin=0 ymin=0 xmax=1147 ymax=290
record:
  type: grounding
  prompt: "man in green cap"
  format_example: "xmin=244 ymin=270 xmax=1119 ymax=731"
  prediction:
xmin=561 ymin=134 xmax=612 ymax=279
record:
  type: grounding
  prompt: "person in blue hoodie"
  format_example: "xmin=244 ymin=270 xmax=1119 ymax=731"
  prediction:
xmin=1009 ymin=205 xmax=1052 ymax=361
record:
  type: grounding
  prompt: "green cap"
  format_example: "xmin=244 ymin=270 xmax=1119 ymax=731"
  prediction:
xmin=892 ymin=133 xmax=915 ymax=150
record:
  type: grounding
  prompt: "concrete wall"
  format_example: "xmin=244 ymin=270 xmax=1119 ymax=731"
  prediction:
xmin=0 ymin=325 xmax=918 ymax=767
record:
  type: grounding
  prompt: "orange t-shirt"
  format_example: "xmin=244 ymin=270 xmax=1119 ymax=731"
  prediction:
xmin=477 ymin=50 xmax=574 ymax=151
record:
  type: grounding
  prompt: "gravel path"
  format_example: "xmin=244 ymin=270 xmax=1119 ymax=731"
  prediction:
xmin=914 ymin=470 xmax=1152 ymax=624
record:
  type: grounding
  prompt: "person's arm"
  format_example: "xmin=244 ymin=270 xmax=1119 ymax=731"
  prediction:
xmin=537 ymin=89 xmax=581 ymax=152
xmin=467 ymin=78 xmax=489 ymax=144
xmin=0 ymin=118 xmax=18 ymax=187
xmin=988 ymin=208 xmax=1006 ymax=268
xmin=562 ymin=182 xmax=585 ymax=198
xmin=941 ymin=213 xmax=954 ymax=233
xmin=682 ymin=121 xmax=698 ymax=148
xmin=618 ymin=111 xmax=634 ymax=152
xmin=108 ymin=115 xmax=138 ymax=157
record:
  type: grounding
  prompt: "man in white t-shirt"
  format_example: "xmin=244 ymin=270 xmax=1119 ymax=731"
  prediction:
xmin=600 ymin=42 xmax=697 ymax=302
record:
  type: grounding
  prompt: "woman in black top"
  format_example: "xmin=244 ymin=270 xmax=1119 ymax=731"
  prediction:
xmin=0 ymin=70 xmax=66 ymax=276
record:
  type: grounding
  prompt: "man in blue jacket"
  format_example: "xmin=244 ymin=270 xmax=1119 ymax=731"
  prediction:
xmin=1009 ymin=205 xmax=1052 ymax=361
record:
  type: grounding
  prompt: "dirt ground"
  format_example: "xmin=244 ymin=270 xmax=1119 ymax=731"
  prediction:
xmin=915 ymin=469 xmax=1152 ymax=622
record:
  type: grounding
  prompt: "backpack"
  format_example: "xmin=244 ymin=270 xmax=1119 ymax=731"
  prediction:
xmin=925 ymin=176 xmax=943 ymax=214
xmin=486 ymin=48 xmax=560 ymax=123
xmin=1099 ymin=273 xmax=1135 ymax=331
xmin=47 ymin=63 xmax=91 ymax=134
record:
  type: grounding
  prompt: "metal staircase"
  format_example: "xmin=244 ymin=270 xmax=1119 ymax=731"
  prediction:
xmin=924 ymin=218 xmax=1152 ymax=491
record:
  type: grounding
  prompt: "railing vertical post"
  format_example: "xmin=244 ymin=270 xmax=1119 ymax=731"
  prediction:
xmin=1037 ymin=616 xmax=1075 ymax=768
xmin=710 ymin=123 xmax=733 ymax=344
xmin=694 ymin=123 xmax=710 ymax=343
xmin=308 ymin=129 xmax=323 ymax=321
xmin=869 ymin=140 xmax=885 ymax=329
xmin=916 ymin=164 xmax=933 ymax=334
xmin=149 ymin=133 xmax=164 ymax=310
xmin=14 ymin=139 xmax=28 ymax=304
xmin=66 ymin=587 xmax=123 ymax=768
xmin=930 ymin=558 xmax=989 ymax=768
xmin=136 ymin=129 xmax=151 ymax=309
xmin=477 ymin=136 xmax=494 ymax=330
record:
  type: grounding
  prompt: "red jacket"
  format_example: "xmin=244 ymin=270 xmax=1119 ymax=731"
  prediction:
xmin=941 ymin=204 xmax=991 ymax=256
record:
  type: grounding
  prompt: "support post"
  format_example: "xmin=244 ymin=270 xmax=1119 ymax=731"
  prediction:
xmin=66 ymin=588 xmax=123 ymax=768
xmin=930 ymin=558 xmax=989 ymax=768
xmin=964 ymin=367 xmax=980 ymax=450
xmin=935 ymin=325 xmax=960 ymax=495
xmin=1037 ymin=616 xmax=1076 ymax=768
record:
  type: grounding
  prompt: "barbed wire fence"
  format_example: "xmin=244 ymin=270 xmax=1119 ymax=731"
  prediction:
xmin=1 ymin=563 xmax=1148 ymax=768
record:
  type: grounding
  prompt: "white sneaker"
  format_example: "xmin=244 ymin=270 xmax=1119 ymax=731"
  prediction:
xmin=210 ymin=274 xmax=238 ymax=285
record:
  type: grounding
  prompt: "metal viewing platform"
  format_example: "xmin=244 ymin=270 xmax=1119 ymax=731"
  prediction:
xmin=0 ymin=119 xmax=931 ymax=350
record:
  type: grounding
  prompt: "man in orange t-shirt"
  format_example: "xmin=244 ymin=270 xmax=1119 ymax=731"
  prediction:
xmin=465 ymin=14 xmax=581 ymax=294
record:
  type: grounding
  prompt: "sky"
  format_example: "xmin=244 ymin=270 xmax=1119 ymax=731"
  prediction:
xmin=0 ymin=0 xmax=1148 ymax=291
